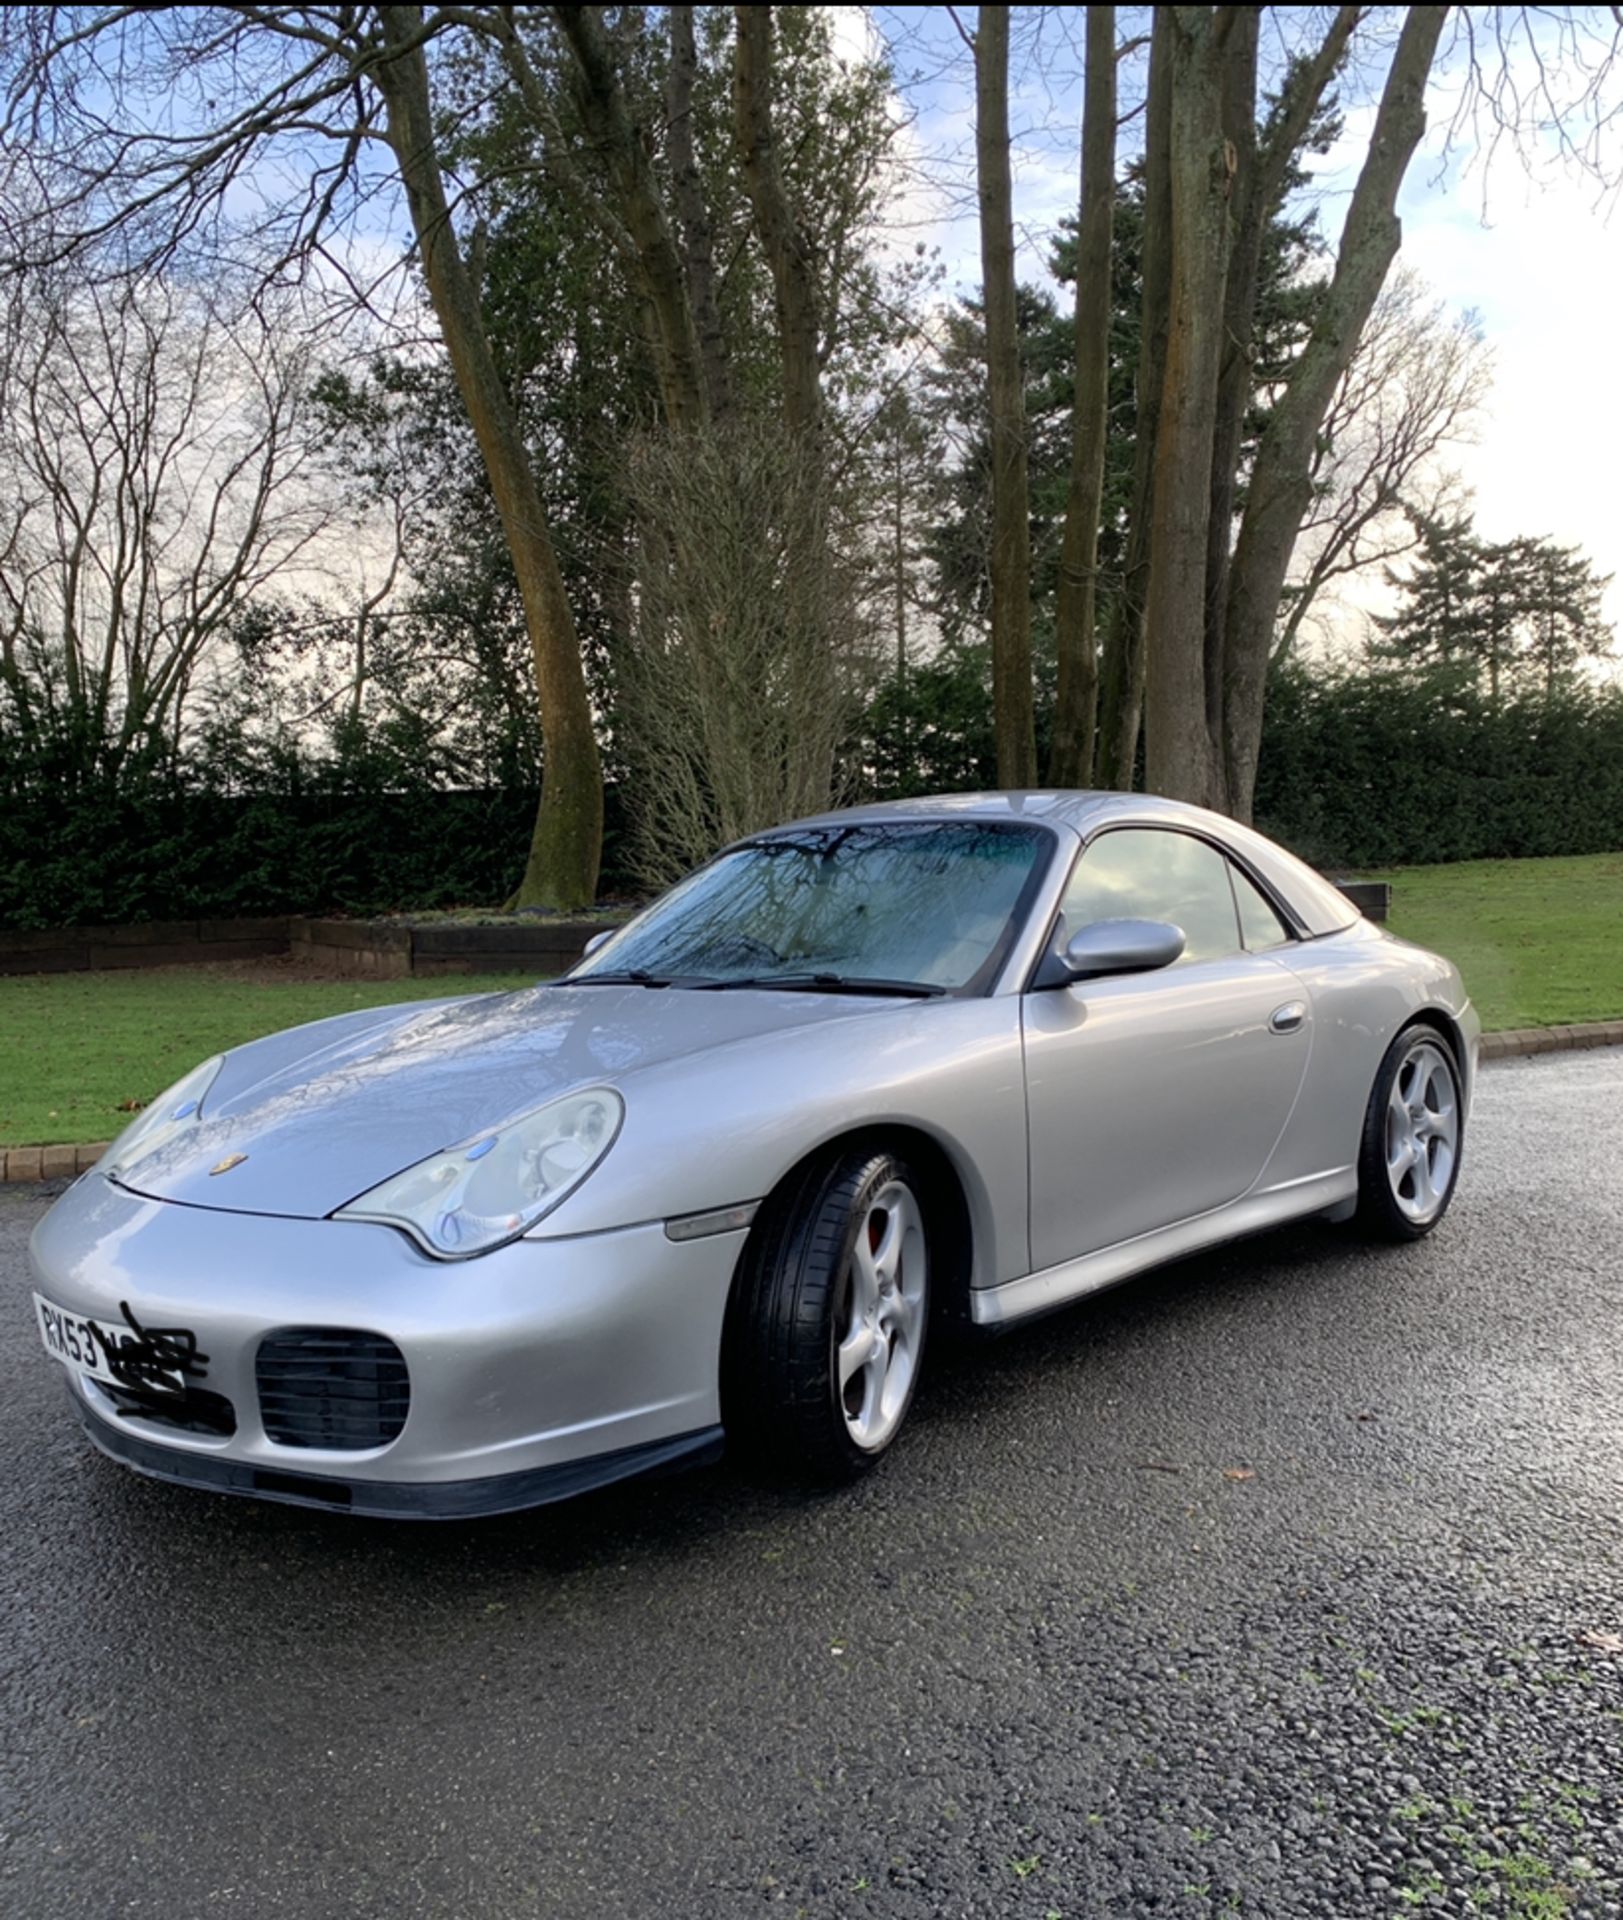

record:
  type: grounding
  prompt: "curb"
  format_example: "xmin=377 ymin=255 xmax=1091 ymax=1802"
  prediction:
xmin=1479 ymin=1021 xmax=1623 ymax=1062
xmin=2 ymin=1022 xmax=1620 ymax=1185
xmin=2 ymin=1141 xmax=110 ymax=1185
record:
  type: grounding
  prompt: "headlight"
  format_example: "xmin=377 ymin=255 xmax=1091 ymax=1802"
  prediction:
xmin=105 ymin=1055 xmax=224 ymax=1179
xmin=333 ymin=1087 xmax=624 ymax=1259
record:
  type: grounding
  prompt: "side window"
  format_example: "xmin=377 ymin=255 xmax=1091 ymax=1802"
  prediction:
xmin=1062 ymin=829 xmax=1242 ymax=964
xmin=1230 ymin=863 xmax=1295 ymax=952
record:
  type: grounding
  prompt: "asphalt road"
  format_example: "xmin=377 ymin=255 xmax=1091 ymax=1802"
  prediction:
xmin=4 ymin=1050 xmax=1623 ymax=1920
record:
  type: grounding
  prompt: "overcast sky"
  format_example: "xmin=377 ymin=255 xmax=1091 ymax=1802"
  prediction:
xmin=854 ymin=6 xmax=1623 ymax=642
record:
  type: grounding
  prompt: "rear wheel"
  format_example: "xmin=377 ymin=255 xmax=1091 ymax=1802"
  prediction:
xmin=723 ymin=1148 xmax=930 ymax=1480
xmin=1355 ymin=1025 xmax=1464 ymax=1240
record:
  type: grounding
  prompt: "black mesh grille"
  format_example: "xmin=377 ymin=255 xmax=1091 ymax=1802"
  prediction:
xmin=255 ymin=1328 xmax=410 ymax=1451
xmin=101 ymin=1381 xmax=237 ymax=1438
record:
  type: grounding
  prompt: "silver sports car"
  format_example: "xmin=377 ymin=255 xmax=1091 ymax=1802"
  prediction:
xmin=29 ymin=792 xmax=1476 ymax=1518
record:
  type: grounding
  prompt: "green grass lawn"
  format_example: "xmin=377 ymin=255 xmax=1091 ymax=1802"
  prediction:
xmin=0 ymin=967 xmax=535 ymax=1147
xmin=1363 ymin=851 xmax=1623 ymax=1033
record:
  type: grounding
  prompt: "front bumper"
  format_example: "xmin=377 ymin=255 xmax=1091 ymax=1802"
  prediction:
xmin=73 ymin=1399 xmax=723 ymax=1518
xmin=29 ymin=1175 xmax=747 ymax=1517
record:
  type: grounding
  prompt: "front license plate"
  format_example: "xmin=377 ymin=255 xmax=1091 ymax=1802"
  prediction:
xmin=33 ymin=1292 xmax=188 ymax=1396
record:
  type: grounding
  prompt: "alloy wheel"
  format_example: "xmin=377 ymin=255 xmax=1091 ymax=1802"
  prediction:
xmin=1384 ymin=1037 xmax=1460 ymax=1224
xmin=834 ymin=1180 xmax=928 ymax=1452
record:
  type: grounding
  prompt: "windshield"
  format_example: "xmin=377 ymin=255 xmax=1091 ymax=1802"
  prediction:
xmin=571 ymin=821 xmax=1053 ymax=994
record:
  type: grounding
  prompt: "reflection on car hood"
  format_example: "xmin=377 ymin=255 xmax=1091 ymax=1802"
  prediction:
xmin=113 ymin=983 xmax=879 ymax=1220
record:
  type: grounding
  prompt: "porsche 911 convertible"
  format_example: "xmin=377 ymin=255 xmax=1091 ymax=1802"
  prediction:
xmin=29 ymin=792 xmax=1476 ymax=1517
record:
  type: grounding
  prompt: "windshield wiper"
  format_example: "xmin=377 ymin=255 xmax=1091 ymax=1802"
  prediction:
xmin=696 ymin=972 xmax=945 ymax=999
xmin=561 ymin=969 xmax=681 ymax=989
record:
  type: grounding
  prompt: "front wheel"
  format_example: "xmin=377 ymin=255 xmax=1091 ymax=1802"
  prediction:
xmin=1355 ymin=1024 xmax=1464 ymax=1241
xmin=723 ymin=1148 xmax=931 ymax=1480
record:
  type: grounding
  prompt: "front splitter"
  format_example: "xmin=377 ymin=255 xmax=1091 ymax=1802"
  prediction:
xmin=73 ymin=1395 xmax=725 ymax=1520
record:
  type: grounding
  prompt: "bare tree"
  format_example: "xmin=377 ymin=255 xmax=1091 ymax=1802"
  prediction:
xmin=1216 ymin=4 xmax=1448 ymax=817
xmin=1202 ymin=5 xmax=1360 ymax=727
xmin=2 ymin=5 xmax=606 ymax=906
xmin=1122 ymin=4 xmax=1447 ymax=813
xmin=374 ymin=7 xmax=602 ymax=907
xmin=0 ymin=272 xmax=333 ymax=775
xmin=616 ymin=425 xmax=862 ymax=890
xmin=1277 ymin=267 xmax=1491 ymax=663
xmin=286 ymin=372 xmax=438 ymax=730
xmin=966 ymin=3 xmax=1036 ymax=788
xmin=1101 ymin=4 xmax=1623 ymax=819
xmin=539 ymin=6 xmax=875 ymax=875
xmin=1048 ymin=3 xmax=1116 ymax=789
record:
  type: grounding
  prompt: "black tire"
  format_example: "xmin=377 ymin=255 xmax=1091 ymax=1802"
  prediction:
xmin=722 ymin=1146 xmax=931 ymax=1481
xmin=1354 ymin=1022 xmax=1465 ymax=1242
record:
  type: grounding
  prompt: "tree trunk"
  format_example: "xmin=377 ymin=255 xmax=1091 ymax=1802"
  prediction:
xmin=1221 ymin=4 xmax=1446 ymax=820
xmin=1096 ymin=7 xmax=1172 ymax=792
xmin=1142 ymin=6 xmax=1233 ymax=810
xmin=973 ymin=4 xmax=1037 ymax=789
xmin=377 ymin=7 xmax=602 ymax=907
xmin=550 ymin=4 xmax=710 ymax=433
xmin=1202 ymin=7 xmax=1358 ymax=740
xmin=893 ymin=428 xmax=909 ymax=786
xmin=1048 ymin=4 xmax=1115 ymax=789
xmin=1200 ymin=5 xmax=1259 ymax=747
xmin=733 ymin=6 xmax=824 ymax=441
xmin=667 ymin=5 xmax=733 ymax=423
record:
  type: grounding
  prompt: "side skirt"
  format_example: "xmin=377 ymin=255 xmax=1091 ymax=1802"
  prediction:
xmin=970 ymin=1168 xmax=1358 ymax=1328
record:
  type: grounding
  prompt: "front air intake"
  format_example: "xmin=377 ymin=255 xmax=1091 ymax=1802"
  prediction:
xmin=255 ymin=1328 xmax=410 ymax=1451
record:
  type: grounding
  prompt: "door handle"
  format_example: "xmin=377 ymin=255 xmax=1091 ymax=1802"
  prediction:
xmin=1269 ymin=1002 xmax=1306 ymax=1034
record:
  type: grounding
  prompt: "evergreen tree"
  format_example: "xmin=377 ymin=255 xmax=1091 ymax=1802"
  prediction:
xmin=1516 ymin=538 xmax=1616 ymax=693
xmin=1376 ymin=517 xmax=1615 ymax=700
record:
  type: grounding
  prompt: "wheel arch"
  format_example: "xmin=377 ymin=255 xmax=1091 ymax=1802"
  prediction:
xmin=1354 ymin=1006 xmax=1468 ymax=1241
xmin=1407 ymin=1005 xmax=1472 ymax=1102
xmin=728 ymin=1121 xmax=980 ymax=1343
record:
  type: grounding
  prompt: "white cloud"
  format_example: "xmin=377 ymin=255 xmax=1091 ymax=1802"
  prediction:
xmin=1302 ymin=73 xmax=1623 ymax=640
xmin=1398 ymin=188 xmax=1622 ymax=627
xmin=825 ymin=3 xmax=885 ymax=70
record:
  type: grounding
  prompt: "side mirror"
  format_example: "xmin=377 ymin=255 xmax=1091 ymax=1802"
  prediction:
xmin=581 ymin=929 xmax=614 ymax=958
xmin=1056 ymin=917 xmax=1185 ymax=982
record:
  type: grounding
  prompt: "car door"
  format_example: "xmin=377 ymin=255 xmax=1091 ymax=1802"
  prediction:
xmin=1022 ymin=825 xmax=1313 ymax=1272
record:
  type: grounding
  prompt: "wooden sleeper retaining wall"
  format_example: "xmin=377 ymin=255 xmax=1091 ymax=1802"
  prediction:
xmin=0 ymin=917 xmax=291 ymax=976
xmin=0 ymin=914 xmax=619 ymax=978
xmin=287 ymin=918 xmax=618 ymax=978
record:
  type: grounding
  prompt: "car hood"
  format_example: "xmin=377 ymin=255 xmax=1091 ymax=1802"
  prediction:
xmin=112 ymin=983 xmax=880 ymax=1220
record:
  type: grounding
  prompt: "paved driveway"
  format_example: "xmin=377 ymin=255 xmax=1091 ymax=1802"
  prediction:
xmin=3 ymin=1051 xmax=1621 ymax=1919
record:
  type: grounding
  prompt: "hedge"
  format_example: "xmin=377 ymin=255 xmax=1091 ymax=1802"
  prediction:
xmin=1253 ymin=669 xmax=1623 ymax=869
xmin=4 ymin=666 xmax=1619 ymax=927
